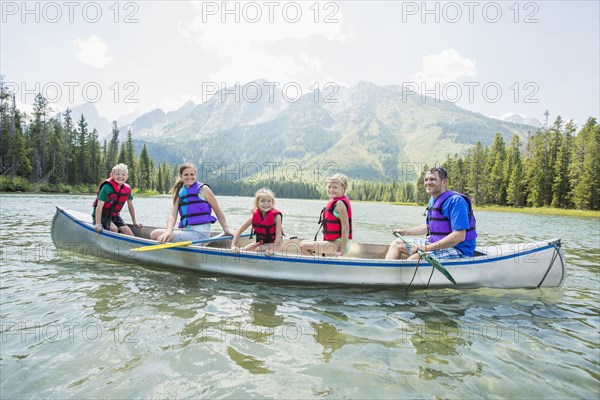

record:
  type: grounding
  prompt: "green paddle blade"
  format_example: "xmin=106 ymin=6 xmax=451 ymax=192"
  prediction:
xmin=418 ymin=250 xmax=457 ymax=285
xmin=393 ymin=232 xmax=457 ymax=286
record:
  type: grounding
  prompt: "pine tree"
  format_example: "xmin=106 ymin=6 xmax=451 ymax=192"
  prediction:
xmin=47 ymin=120 xmax=66 ymax=184
xmin=75 ymin=114 xmax=88 ymax=183
xmin=138 ymin=144 xmax=151 ymax=192
xmin=157 ymin=163 xmax=164 ymax=193
xmin=466 ymin=143 xmax=487 ymax=205
xmin=87 ymin=129 xmax=102 ymax=184
xmin=62 ymin=109 xmax=76 ymax=184
xmin=105 ymin=121 xmax=119 ymax=174
xmin=588 ymin=122 xmax=600 ymax=210
xmin=551 ymin=120 xmax=575 ymax=208
xmin=0 ymin=82 xmax=11 ymax=174
xmin=9 ymin=123 xmax=32 ymax=178
xmin=525 ymin=128 xmax=554 ymax=207
xmin=29 ymin=94 xmax=51 ymax=182
xmin=416 ymin=165 xmax=429 ymax=205
xmin=125 ymin=130 xmax=136 ymax=188
xmin=404 ymin=182 xmax=416 ymax=203
xmin=505 ymin=135 xmax=525 ymax=207
xmin=115 ymin=142 xmax=125 ymax=164
xmin=545 ymin=116 xmax=564 ymax=205
xmin=570 ymin=118 xmax=600 ymax=209
xmin=484 ymin=133 xmax=506 ymax=205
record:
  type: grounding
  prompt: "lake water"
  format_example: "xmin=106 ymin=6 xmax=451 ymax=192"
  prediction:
xmin=1 ymin=194 xmax=598 ymax=399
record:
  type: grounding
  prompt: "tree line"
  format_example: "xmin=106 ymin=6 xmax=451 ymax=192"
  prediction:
xmin=439 ymin=116 xmax=599 ymax=210
xmin=0 ymin=89 xmax=160 ymax=193
xmin=1 ymin=87 xmax=597 ymax=210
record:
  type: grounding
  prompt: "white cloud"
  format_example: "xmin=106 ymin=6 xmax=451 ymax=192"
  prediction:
xmin=73 ymin=35 xmax=112 ymax=68
xmin=178 ymin=1 xmax=352 ymax=87
xmin=413 ymin=49 xmax=476 ymax=84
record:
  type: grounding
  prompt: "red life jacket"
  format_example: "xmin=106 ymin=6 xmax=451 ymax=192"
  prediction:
xmin=93 ymin=178 xmax=131 ymax=217
xmin=320 ymin=196 xmax=352 ymax=241
xmin=251 ymin=208 xmax=283 ymax=244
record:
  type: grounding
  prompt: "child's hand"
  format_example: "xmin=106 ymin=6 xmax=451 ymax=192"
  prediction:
xmin=231 ymin=246 xmax=240 ymax=254
xmin=94 ymin=224 xmax=103 ymax=233
xmin=263 ymin=249 xmax=274 ymax=257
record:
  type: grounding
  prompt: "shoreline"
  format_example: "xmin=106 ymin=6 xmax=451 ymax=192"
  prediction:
xmin=3 ymin=191 xmax=598 ymax=219
xmin=472 ymin=205 xmax=600 ymax=218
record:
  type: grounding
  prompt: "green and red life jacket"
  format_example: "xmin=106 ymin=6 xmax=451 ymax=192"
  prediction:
xmin=93 ymin=178 xmax=131 ymax=217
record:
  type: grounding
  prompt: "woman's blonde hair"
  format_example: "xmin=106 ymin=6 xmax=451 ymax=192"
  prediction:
xmin=170 ymin=162 xmax=197 ymax=204
xmin=253 ymin=187 xmax=275 ymax=210
xmin=328 ymin=173 xmax=349 ymax=191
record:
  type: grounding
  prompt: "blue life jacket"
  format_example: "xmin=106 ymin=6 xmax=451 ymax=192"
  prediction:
xmin=427 ymin=190 xmax=477 ymax=243
xmin=178 ymin=181 xmax=217 ymax=228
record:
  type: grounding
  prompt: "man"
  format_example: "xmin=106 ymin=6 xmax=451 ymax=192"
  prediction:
xmin=385 ymin=166 xmax=477 ymax=260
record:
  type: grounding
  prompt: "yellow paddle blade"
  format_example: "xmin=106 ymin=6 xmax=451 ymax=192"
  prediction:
xmin=131 ymin=240 xmax=193 ymax=252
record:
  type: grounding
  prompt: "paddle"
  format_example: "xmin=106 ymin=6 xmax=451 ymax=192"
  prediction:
xmin=131 ymin=233 xmax=249 ymax=253
xmin=393 ymin=232 xmax=457 ymax=285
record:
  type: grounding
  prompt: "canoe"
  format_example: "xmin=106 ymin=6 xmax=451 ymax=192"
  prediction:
xmin=51 ymin=207 xmax=567 ymax=289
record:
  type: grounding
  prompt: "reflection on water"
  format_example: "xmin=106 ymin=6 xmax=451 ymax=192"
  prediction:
xmin=311 ymin=321 xmax=348 ymax=362
xmin=227 ymin=346 xmax=273 ymax=375
xmin=1 ymin=194 xmax=599 ymax=399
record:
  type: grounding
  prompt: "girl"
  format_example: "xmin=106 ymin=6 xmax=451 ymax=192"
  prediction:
xmin=300 ymin=173 xmax=352 ymax=257
xmin=150 ymin=163 xmax=233 ymax=243
xmin=231 ymin=188 xmax=283 ymax=257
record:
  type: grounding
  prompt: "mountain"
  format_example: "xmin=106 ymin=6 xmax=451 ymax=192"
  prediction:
xmin=116 ymin=110 xmax=141 ymax=127
xmin=129 ymin=81 xmax=537 ymax=180
xmin=500 ymin=114 xmax=542 ymax=128
xmin=69 ymin=103 xmax=112 ymax=138
xmin=121 ymin=101 xmax=196 ymax=137
xmin=54 ymin=103 xmax=112 ymax=139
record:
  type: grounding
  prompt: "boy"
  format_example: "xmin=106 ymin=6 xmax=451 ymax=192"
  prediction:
xmin=92 ymin=163 xmax=141 ymax=235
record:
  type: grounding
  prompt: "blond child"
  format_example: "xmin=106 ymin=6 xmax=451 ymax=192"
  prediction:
xmin=300 ymin=173 xmax=352 ymax=257
xmin=92 ymin=163 xmax=141 ymax=236
xmin=231 ymin=188 xmax=284 ymax=257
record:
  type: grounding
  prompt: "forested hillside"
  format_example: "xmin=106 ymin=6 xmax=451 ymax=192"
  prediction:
xmin=1 ymin=84 xmax=598 ymax=210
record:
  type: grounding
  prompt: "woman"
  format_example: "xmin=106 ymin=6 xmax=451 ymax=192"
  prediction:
xmin=150 ymin=163 xmax=234 ymax=243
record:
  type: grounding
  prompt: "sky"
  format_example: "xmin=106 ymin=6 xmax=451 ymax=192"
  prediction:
xmin=1 ymin=0 xmax=599 ymax=127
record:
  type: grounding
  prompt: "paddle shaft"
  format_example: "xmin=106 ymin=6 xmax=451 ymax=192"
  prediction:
xmin=132 ymin=233 xmax=250 ymax=252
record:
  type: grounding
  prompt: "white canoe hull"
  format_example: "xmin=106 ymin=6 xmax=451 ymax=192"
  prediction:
xmin=51 ymin=207 xmax=566 ymax=289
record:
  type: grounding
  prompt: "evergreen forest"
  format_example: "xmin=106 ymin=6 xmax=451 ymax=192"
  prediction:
xmin=1 ymin=89 xmax=598 ymax=211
